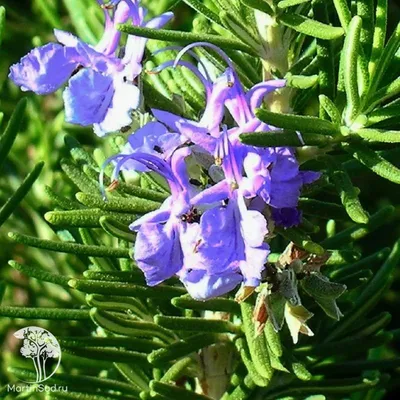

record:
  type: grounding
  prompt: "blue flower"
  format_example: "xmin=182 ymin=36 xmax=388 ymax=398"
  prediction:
xmin=118 ymin=121 xmax=185 ymax=172
xmin=9 ymin=0 xmax=173 ymax=136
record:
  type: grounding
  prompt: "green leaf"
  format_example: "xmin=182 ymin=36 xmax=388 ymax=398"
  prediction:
xmin=91 ymin=308 xmax=175 ymax=343
xmin=312 ymin=2 xmax=336 ymax=116
xmin=171 ymin=294 xmax=240 ymax=314
xmin=355 ymin=128 xmax=400 ymax=143
xmin=368 ymin=0 xmax=388 ymax=78
xmin=276 ymin=227 xmax=325 ymax=255
xmin=330 ymin=248 xmax=391 ymax=280
xmin=367 ymin=105 xmax=400 ymax=126
xmin=86 ymin=294 xmax=148 ymax=317
xmin=118 ymin=24 xmax=258 ymax=56
xmin=324 ymin=241 xmax=399 ymax=342
xmin=219 ymin=11 xmax=261 ymax=50
xmin=343 ymin=16 xmax=362 ymax=125
xmin=9 ymin=260 xmax=71 ymax=287
xmin=0 ymin=98 xmax=27 ymax=172
xmin=332 ymin=0 xmax=352 ymax=31
xmin=155 ymin=315 xmax=241 ymax=334
xmin=148 ymin=333 xmax=221 ymax=365
xmin=98 ymin=166 xmax=169 ymax=202
xmin=343 ymin=142 xmax=400 ymax=184
xmin=61 ymin=158 xmax=100 ymax=193
xmin=63 ymin=0 xmax=99 ymax=44
xmin=261 ymin=377 xmax=381 ymax=399
xmin=160 ymin=357 xmax=193 ymax=383
xmin=325 ymin=249 xmax=362 ymax=265
xmin=239 ymin=131 xmax=334 ymax=147
xmin=35 ymin=0 xmax=63 ymax=28
xmin=357 ymin=0 xmax=374 ymax=58
xmin=319 ymin=95 xmax=341 ymax=125
xmin=82 ymin=270 xmax=151 ymax=283
xmin=291 ymin=361 xmax=312 ymax=381
xmin=325 ymin=156 xmax=370 ymax=224
xmin=69 ymin=279 xmax=185 ymax=299
xmin=240 ymin=300 xmax=274 ymax=382
xmin=321 ymin=206 xmax=394 ymax=248
xmin=63 ymin=347 xmax=148 ymax=364
xmin=312 ymin=358 xmax=400 ymax=375
xmin=181 ymin=0 xmax=222 ymax=25
xmin=255 ymin=109 xmax=340 ymax=135
xmin=355 ymin=239 xmax=400 ymax=312
xmin=278 ymin=14 xmax=344 ymax=40
xmin=45 ymin=209 xmax=134 ymax=227
xmin=298 ymin=198 xmax=348 ymax=221
xmin=264 ymin=320 xmax=283 ymax=358
xmin=60 ymin=336 xmax=162 ymax=353
xmin=47 ymin=392 xmax=132 ymax=400
xmin=367 ymin=22 xmax=400 ymax=103
xmin=301 ymin=273 xmax=346 ymax=320
xmin=286 ymin=73 xmax=319 ymax=89
xmin=143 ymin=79 xmax=186 ymax=117
xmin=352 ymin=312 xmax=392 ymax=337
xmin=0 ymin=6 xmax=5 ymax=46
xmin=295 ymin=332 xmax=392 ymax=356
xmin=224 ymin=375 xmax=256 ymax=399
xmin=235 ymin=337 xmax=270 ymax=387
xmin=77 ymin=192 xmax=161 ymax=214
xmin=365 ymin=77 xmax=400 ymax=112
xmin=277 ymin=0 xmax=311 ymax=9
xmin=336 ymin=269 xmax=372 ymax=290
xmin=8 ymin=231 xmax=131 ymax=258
xmin=45 ymin=185 xmax=82 ymax=210
xmin=65 ymin=135 xmax=99 ymax=170
xmin=0 ymin=161 xmax=44 ymax=227
xmin=99 ymin=216 xmax=136 ymax=242
xmin=0 ymin=306 xmax=90 ymax=320
xmin=240 ymin=0 xmax=274 ymax=15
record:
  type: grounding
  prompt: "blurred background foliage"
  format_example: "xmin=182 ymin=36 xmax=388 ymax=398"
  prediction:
xmin=1 ymin=0 xmax=400 ymax=399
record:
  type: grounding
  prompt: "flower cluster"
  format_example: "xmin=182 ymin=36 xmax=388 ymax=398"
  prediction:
xmin=101 ymin=43 xmax=320 ymax=300
xmin=9 ymin=0 xmax=173 ymax=136
xmin=10 ymin=2 xmax=320 ymax=301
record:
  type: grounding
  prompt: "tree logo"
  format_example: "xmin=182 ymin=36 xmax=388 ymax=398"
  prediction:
xmin=14 ymin=327 xmax=61 ymax=383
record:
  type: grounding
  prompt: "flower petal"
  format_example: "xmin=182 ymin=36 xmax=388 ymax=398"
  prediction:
xmin=191 ymin=180 xmax=230 ymax=206
xmin=93 ymin=77 xmax=140 ymax=136
xmin=200 ymin=69 xmax=233 ymax=132
xmin=145 ymin=11 xmax=174 ymax=30
xmin=301 ymin=171 xmax=321 ymax=184
xmin=54 ymin=29 xmax=122 ymax=74
xmin=179 ymin=269 xmax=242 ymax=300
xmin=272 ymin=207 xmax=302 ymax=228
xmin=9 ymin=43 xmax=77 ymax=95
xmin=63 ymin=68 xmax=114 ymax=126
xmin=134 ymin=220 xmax=183 ymax=286
xmin=246 ymin=79 xmax=286 ymax=113
xmin=121 ymin=122 xmax=184 ymax=171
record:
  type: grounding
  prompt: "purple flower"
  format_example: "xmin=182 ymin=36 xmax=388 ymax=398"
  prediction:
xmin=101 ymin=133 xmax=270 ymax=299
xmin=119 ymin=121 xmax=185 ymax=172
xmin=180 ymin=132 xmax=270 ymax=294
xmin=151 ymin=68 xmax=234 ymax=153
xmin=9 ymin=43 xmax=77 ymax=95
xmin=104 ymin=148 xmax=192 ymax=286
xmin=148 ymin=43 xmax=316 ymax=226
xmin=9 ymin=0 xmax=173 ymax=136
xmin=271 ymin=207 xmax=302 ymax=228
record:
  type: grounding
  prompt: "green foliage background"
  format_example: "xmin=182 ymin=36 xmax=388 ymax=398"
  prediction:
xmin=0 ymin=1 xmax=400 ymax=399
